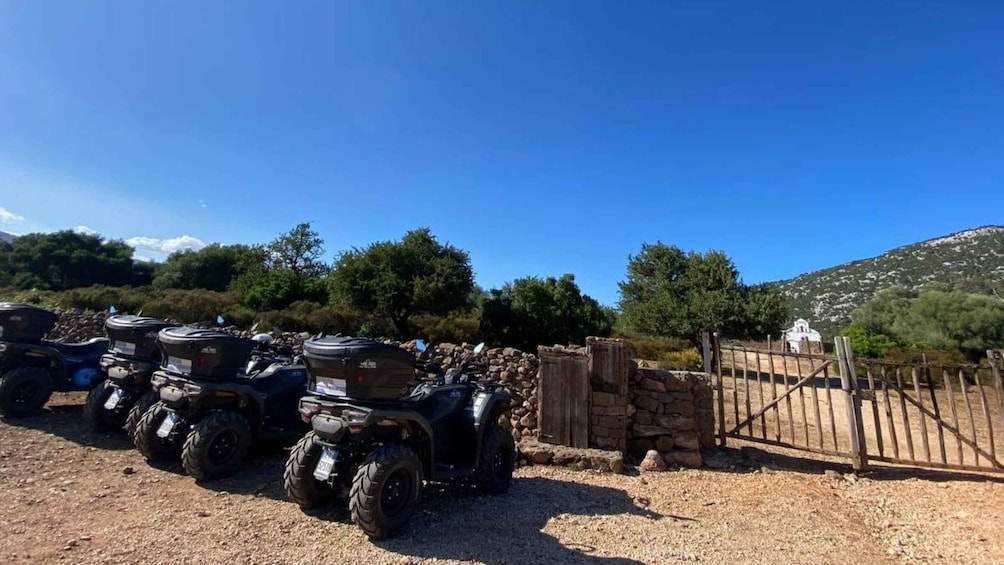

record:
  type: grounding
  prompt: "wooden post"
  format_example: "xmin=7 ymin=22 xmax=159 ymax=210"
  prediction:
xmin=923 ymin=355 xmax=947 ymax=465
xmin=836 ymin=337 xmax=868 ymax=471
xmin=712 ymin=333 xmax=727 ymax=448
xmin=959 ymin=368 xmax=980 ymax=466
xmin=912 ymin=366 xmax=932 ymax=463
xmin=989 ymin=350 xmax=1004 ymax=446
xmin=896 ymin=367 xmax=916 ymax=460
xmin=881 ymin=366 xmax=900 ymax=459
xmin=702 ymin=331 xmax=713 ymax=375
xmin=942 ymin=368 xmax=964 ymax=465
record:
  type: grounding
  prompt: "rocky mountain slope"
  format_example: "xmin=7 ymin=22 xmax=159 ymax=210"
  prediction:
xmin=0 ymin=231 xmax=15 ymax=243
xmin=773 ymin=226 xmax=1004 ymax=339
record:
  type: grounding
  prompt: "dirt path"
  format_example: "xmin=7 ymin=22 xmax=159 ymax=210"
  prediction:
xmin=2 ymin=394 xmax=1003 ymax=564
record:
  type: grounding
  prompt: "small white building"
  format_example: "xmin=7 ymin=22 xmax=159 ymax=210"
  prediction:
xmin=784 ymin=318 xmax=822 ymax=353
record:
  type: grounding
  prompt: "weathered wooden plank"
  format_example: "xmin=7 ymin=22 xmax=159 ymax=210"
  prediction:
xmin=810 ymin=359 xmax=825 ymax=450
xmin=977 ymin=380 xmax=998 ymax=466
xmin=570 ymin=356 xmax=589 ymax=448
xmin=795 ymin=355 xmax=810 ymax=447
xmin=754 ymin=349 xmax=767 ymax=439
xmin=942 ymin=368 xmax=964 ymax=466
xmin=822 ymin=362 xmax=839 ymax=451
xmin=730 ymin=347 xmax=740 ymax=433
xmin=537 ymin=358 xmax=565 ymax=446
xmin=959 ymin=369 xmax=979 ymax=466
xmin=837 ymin=338 xmax=867 ymax=470
xmin=767 ymin=348 xmax=781 ymax=442
xmin=865 ymin=365 xmax=884 ymax=457
xmin=713 ymin=334 xmax=726 ymax=447
xmin=743 ymin=347 xmax=754 ymax=436
xmin=880 ymin=366 xmax=900 ymax=459
xmin=537 ymin=353 xmax=590 ymax=448
xmin=922 ymin=356 xmax=947 ymax=465
xmin=896 ymin=368 xmax=915 ymax=460
xmin=867 ymin=454 xmax=1004 ymax=474
xmin=912 ymin=367 xmax=932 ymax=463
xmin=991 ymin=351 xmax=1004 ymax=454
xmin=779 ymin=351 xmax=797 ymax=443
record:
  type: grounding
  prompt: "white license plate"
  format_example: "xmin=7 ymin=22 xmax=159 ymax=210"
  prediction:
xmin=166 ymin=356 xmax=193 ymax=373
xmin=157 ymin=411 xmax=179 ymax=438
xmin=313 ymin=447 xmax=338 ymax=481
xmin=314 ymin=377 xmax=347 ymax=397
xmin=103 ymin=388 xmax=124 ymax=410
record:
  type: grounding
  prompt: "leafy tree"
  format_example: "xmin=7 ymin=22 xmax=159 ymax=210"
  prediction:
xmin=152 ymin=244 xmax=251 ymax=291
xmin=617 ymin=243 xmax=788 ymax=347
xmin=841 ymin=322 xmax=897 ymax=358
xmin=479 ymin=274 xmax=615 ymax=351
xmin=329 ymin=228 xmax=474 ymax=337
xmin=230 ymin=223 xmax=329 ymax=310
xmin=0 ymin=231 xmax=143 ymax=290
xmin=850 ymin=287 xmax=1004 ymax=361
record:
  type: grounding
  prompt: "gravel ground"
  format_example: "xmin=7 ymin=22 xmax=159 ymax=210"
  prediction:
xmin=2 ymin=393 xmax=1003 ymax=564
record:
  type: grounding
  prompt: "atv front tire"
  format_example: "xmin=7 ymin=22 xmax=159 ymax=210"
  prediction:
xmin=0 ymin=367 xmax=53 ymax=418
xmin=124 ymin=390 xmax=159 ymax=437
xmin=349 ymin=444 xmax=422 ymax=539
xmin=83 ymin=381 xmax=126 ymax=432
xmin=134 ymin=401 xmax=182 ymax=461
xmin=284 ymin=431 xmax=338 ymax=509
xmin=474 ymin=423 xmax=516 ymax=494
xmin=181 ymin=410 xmax=252 ymax=481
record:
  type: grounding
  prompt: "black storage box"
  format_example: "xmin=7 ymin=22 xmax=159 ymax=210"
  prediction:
xmin=303 ymin=337 xmax=417 ymax=401
xmin=0 ymin=303 xmax=59 ymax=343
xmin=157 ymin=327 xmax=255 ymax=379
xmin=105 ymin=315 xmax=177 ymax=361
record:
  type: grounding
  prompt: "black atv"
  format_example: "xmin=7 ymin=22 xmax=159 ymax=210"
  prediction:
xmin=284 ymin=338 xmax=515 ymax=539
xmin=84 ymin=314 xmax=178 ymax=434
xmin=133 ymin=326 xmax=308 ymax=481
xmin=0 ymin=303 xmax=109 ymax=417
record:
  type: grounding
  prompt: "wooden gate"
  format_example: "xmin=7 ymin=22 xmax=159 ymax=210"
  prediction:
xmin=537 ymin=349 xmax=589 ymax=448
xmin=713 ymin=335 xmax=1004 ymax=474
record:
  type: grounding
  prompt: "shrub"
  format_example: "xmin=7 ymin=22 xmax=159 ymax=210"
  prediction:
xmin=658 ymin=348 xmax=703 ymax=371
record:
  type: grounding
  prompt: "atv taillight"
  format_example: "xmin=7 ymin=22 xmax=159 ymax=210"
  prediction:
xmin=299 ymin=401 xmax=320 ymax=422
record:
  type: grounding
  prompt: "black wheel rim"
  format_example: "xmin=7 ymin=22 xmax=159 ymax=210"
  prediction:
xmin=208 ymin=429 xmax=240 ymax=465
xmin=11 ymin=381 xmax=40 ymax=407
xmin=381 ymin=469 xmax=413 ymax=516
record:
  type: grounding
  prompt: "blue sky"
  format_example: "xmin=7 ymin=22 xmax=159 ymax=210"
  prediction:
xmin=1 ymin=1 xmax=1003 ymax=305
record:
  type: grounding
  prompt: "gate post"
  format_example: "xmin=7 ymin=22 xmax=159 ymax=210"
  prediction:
xmin=709 ymin=332 xmax=727 ymax=448
xmin=836 ymin=337 xmax=869 ymax=471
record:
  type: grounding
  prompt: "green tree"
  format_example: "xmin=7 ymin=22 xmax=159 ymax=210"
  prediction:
xmin=841 ymin=322 xmax=897 ymax=358
xmin=479 ymin=274 xmax=615 ymax=350
xmin=850 ymin=287 xmax=1004 ymax=361
xmin=230 ymin=223 xmax=329 ymax=310
xmin=617 ymin=243 xmax=789 ymax=347
xmin=0 ymin=231 xmax=143 ymax=290
xmin=152 ymin=244 xmax=251 ymax=291
xmin=329 ymin=228 xmax=474 ymax=337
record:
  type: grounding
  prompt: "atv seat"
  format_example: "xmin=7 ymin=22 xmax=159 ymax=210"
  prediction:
xmin=51 ymin=338 xmax=110 ymax=360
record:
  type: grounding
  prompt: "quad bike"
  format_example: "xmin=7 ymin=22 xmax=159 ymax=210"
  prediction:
xmin=84 ymin=312 xmax=177 ymax=434
xmin=133 ymin=326 xmax=308 ymax=481
xmin=0 ymin=303 xmax=109 ymax=417
xmin=284 ymin=337 xmax=515 ymax=539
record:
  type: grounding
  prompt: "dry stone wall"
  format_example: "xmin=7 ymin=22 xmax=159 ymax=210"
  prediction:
xmin=627 ymin=369 xmax=714 ymax=468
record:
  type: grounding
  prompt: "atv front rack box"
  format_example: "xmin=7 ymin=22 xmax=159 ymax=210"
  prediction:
xmin=302 ymin=336 xmax=416 ymax=401
xmin=105 ymin=315 xmax=177 ymax=361
xmin=157 ymin=327 xmax=255 ymax=379
xmin=0 ymin=302 xmax=59 ymax=343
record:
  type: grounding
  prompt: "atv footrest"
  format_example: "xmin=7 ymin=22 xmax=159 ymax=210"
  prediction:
xmin=433 ymin=463 xmax=476 ymax=480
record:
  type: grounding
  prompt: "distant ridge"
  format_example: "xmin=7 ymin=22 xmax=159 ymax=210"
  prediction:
xmin=772 ymin=226 xmax=1004 ymax=339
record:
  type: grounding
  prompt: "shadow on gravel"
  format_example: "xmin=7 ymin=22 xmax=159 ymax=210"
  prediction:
xmin=1 ymin=401 xmax=135 ymax=451
xmin=193 ymin=450 xmax=294 ymax=502
xmin=707 ymin=446 xmax=1004 ymax=484
xmin=373 ymin=477 xmax=660 ymax=564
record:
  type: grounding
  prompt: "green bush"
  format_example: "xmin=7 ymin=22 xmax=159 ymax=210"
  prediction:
xmin=412 ymin=312 xmax=480 ymax=345
xmin=658 ymin=348 xmax=703 ymax=371
xmin=140 ymin=289 xmax=241 ymax=324
xmin=618 ymin=333 xmax=693 ymax=361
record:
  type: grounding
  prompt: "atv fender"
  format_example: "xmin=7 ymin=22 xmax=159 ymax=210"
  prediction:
xmin=472 ymin=390 xmax=512 ymax=461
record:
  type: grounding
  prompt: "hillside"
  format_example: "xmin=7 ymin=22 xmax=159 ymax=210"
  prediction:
xmin=0 ymin=231 xmax=15 ymax=243
xmin=773 ymin=226 xmax=1004 ymax=339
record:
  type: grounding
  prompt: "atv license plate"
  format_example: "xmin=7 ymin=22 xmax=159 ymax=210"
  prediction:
xmin=103 ymin=388 xmax=124 ymax=410
xmin=313 ymin=447 xmax=338 ymax=481
xmin=157 ymin=411 xmax=179 ymax=438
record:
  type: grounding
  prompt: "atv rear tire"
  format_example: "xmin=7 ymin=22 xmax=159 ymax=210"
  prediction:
xmin=181 ymin=410 xmax=252 ymax=481
xmin=124 ymin=391 xmax=159 ymax=438
xmin=0 ymin=367 xmax=53 ymax=418
xmin=134 ymin=401 xmax=181 ymax=461
xmin=474 ymin=423 xmax=516 ymax=495
xmin=349 ymin=444 xmax=422 ymax=539
xmin=284 ymin=431 xmax=338 ymax=509
xmin=83 ymin=382 xmax=126 ymax=432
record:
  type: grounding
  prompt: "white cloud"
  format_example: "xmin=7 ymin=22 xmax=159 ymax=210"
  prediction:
xmin=0 ymin=207 xmax=24 ymax=223
xmin=126 ymin=235 xmax=206 ymax=254
xmin=73 ymin=225 xmax=99 ymax=236
xmin=198 ymin=199 xmax=208 ymax=209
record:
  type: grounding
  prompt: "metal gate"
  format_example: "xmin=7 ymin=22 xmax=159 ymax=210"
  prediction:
xmin=713 ymin=335 xmax=1004 ymax=473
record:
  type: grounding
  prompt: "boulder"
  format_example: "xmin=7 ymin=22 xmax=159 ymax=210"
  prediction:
xmin=640 ymin=450 xmax=668 ymax=472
